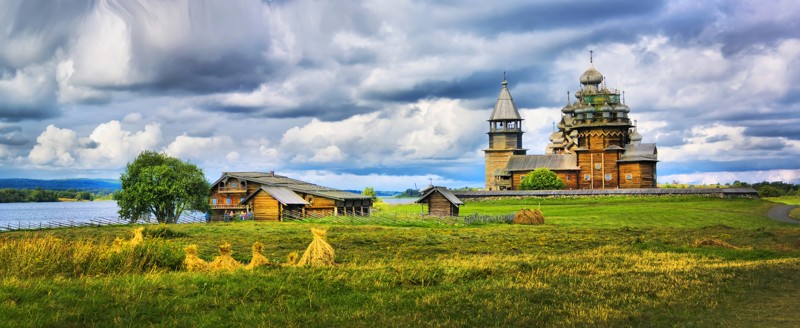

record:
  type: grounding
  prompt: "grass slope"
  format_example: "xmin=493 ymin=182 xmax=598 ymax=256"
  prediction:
xmin=1 ymin=196 xmax=799 ymax=327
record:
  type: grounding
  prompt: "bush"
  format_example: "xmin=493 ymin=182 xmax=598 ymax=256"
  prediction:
xmin=519 ymin=168 xmax=566 ymax=190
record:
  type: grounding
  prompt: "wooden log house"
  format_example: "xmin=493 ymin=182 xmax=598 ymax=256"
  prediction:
xmin=209 ymin=172 xmax=373 ymax=221
xmin=415 ymin=186 xmax=464 ymax=217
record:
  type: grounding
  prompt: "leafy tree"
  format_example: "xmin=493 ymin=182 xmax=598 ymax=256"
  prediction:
xmin=519 ymin=168 xmax=566 ymax=190
xmin=362 ymin=187 xmax=376 ymax=198
xmin=117 ymin=151 xmax=210 ymax=224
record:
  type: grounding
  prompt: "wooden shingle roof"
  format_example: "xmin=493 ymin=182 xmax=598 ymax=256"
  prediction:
xmin=214 ymin=172 xmax=372 ymax=201
xmin=505 ymin=154 xmax=580 ymax=172
xmin=415 ymin=187 xmax=464 ymax=206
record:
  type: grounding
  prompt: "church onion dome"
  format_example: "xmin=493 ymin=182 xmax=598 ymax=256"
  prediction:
xmin=579 ymin=67 xmax=604 ymax=85
xmin=599 ymin=102 xmax=613 ymax=112
xmin=614 ymin=103 xmax=631 ymax=113
xmin=549 ymin=131 xmax=564 ymax=143
xmin=630 ymin=127 xmax=643 ymax=143
xmin=489 ymin=80 xmax=523 ymax=121
xmin=561 ymin=103 xmax=574 ymax=114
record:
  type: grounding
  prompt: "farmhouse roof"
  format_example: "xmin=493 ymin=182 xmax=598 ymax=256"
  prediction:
xmin=505 ymin=154 xmax=580 ymax=172
xmin=215 ymin=172 xmax=372 ymax=201
xmin=489 ymin=79 xmax=523 ymax=121
xmin=240 ymin=186 xmax=309 ymax=205
xmin=415 ymin=186 xmax=464 ymax=206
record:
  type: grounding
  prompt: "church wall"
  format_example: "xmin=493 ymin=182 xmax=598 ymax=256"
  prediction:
xmin=510 ymin=171 xmax=578 ymax=190
xmin=618 ymin=162 xmax=657 ymax=188
xmin=485 ymin=151 xmax=515 ymax=190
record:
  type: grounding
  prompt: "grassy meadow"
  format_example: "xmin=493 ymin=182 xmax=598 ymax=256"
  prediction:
xmin=1 ymin=196 xmax=800 ymax=327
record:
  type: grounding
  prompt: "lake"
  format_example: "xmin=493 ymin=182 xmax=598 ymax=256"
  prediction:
xmin=0 ymin=201 xmax=204 ymax=230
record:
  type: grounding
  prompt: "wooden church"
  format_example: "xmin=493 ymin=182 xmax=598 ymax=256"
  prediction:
xmin=484 ymin=58 xmax=658 ymax=190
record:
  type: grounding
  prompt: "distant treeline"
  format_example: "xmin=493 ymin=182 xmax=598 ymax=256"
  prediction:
xmin=0 ymin=188 xmax=101 ymax=203
xmin=733 ymin=181 xmax=800 ymax=197
xmin=0 ymin=178 xmax=120 ymax=193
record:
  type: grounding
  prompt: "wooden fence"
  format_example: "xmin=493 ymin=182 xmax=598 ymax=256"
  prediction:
xmin=0 ymin=214 xmax=209 ymax=232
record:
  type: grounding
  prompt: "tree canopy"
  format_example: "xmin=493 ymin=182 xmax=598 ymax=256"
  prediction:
xmin=117 ymin=151 xmax=210 ymax=224
xmin=519 ymin=168 xmax=566 ymax=190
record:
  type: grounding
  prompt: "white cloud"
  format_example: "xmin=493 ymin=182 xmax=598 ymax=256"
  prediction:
xmin=123 ymin=112 xmax=143 ymax=123
xmin=163 ymin=134 xmax=234 ymax=162
xmin=28 ymin=125 xmax=78 ymax=166
xmin=661 ymin=169 xmax=800 ymax=185
xmin=289 ymin=170 xmax=479 ymax=191
xmin=659 ymin=123 xmax=799 ymax=163
xmin=28 ymin=121 xmax=162 ymax=169
xmin=278 ymin=98 xmax=486 ymax=167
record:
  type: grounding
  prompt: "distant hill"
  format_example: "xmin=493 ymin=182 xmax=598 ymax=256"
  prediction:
xmin=344 ymin=190 xmax=401 ymax=197
xmin=0 ymin=178 xmax=121 ymax=192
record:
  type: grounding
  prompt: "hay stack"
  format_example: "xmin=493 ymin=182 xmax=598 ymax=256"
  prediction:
xmin=129 ymin=227 xmax=144 ymax=246
xmin=209 ymin=242 xmax=243 ymax=271
xmin=245 ymin=242 xmax=270 ymax=270
xmin=513 ymin=209 xmax=545 ymax=225
xmin=694 ymin=238 xmax=737 ymax=249
xmin=183 ymin=244 xmax=209 ymax=272
xmin=296 ymin=228 xmax=335 ymax=267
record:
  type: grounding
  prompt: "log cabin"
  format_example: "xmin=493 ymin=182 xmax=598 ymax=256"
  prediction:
xmin=415 ymin=186 xmax=464 ymax=217
xmin=485 ymin=56 xmax=657 ymax=190
xmin=209 ymin=172 xmax=373 ymax=221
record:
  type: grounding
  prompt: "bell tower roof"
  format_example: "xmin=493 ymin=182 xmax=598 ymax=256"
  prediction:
xmin=489 ymin=79 xmax=523 ymax=121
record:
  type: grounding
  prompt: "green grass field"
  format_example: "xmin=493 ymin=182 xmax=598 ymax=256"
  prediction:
xmin=1 ymin=196 xmax=799 ymax=327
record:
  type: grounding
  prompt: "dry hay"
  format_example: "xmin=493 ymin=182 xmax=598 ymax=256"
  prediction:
xmin=694 ymin=238 xmax=737 ymax=249
xmin=209 ymin=242 xmax=243 ymax=271
xmin=112 ymin=237 xmax=126 ymax=252
xmin=129 ymin=227 xmax=144 ymax=246
xmin=183 ymin=244 xmax=209 ymax=272
xmin=513 ymin=209 xmax=545 ymax=225
xmin=245 ymin=242 xmax=270 ymax=270
xmin=285 ymin=251 xmax=299 ymax=266
xmin=111 ymin=227 xmax=145 ymax=252
xmin=296 ymin=228 xmax=335 ymax=267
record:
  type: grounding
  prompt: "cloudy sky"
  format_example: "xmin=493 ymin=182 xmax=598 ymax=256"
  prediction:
xmin=1 ymin=0 xmax=799 ymax=190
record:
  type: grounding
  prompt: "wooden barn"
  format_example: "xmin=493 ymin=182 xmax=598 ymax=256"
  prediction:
xmin=209 ymin=172 xmax=373 ymax=221
xmin=415 ymin=186 xmax=464 ymax=217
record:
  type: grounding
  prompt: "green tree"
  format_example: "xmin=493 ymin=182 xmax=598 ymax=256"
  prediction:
xmin=362 ymin=187 xmax=376 ymax=198
xmin=117 ymin=151 xmax=210 ymax=224
xmin=519 ymin=168 xmax=566 ymax=190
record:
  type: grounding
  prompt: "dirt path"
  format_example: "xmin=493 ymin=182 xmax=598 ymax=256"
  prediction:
xmin=767 ymin=204 xmax=800 ymax=224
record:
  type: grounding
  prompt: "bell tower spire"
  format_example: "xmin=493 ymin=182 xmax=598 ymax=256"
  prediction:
xmin=484 ymin=77 xmax=527 ymax=190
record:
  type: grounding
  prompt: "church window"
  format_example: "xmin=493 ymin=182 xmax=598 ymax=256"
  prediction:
xmin=605 ymin=174 xmax=612 ymax=181
xmin=566 ymin=175 xmax=571 ymax=181
xmin=626 ymin=174 xmax=633 ymax=180
xmin=584 ymin=174 xmax=591 ymax=181
xmin=595 ymin=163 xmax=601 ymax=170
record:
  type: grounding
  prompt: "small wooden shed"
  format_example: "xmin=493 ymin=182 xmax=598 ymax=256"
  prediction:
xmin=415 ymin=186 xmax=464 ymax=217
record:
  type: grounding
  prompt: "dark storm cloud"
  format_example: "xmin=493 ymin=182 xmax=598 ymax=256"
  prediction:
xmin=0 ymin=1 xmax=93 ymax=66
xmin=719 ymin=20 xmax=800 ymax=56
xmin=363 ymin=71 xmax=501 ymax=103
xmin=0 ymin=102 xmax=59 ymax=122
xmin=744 ymin=125 xmax=800 ymax=140
xmin=0 ymin=131 xmax=28 ymax=146
xmin=463 ymin=0 xmax=666 ymax=34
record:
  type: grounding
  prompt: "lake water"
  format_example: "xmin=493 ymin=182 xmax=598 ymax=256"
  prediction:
xmin=380 ymin=197 xmax=417 ymax=204
xmin=0 ymin=201 xmax=124 ymax=229
xmin=0 ymin=201 xmax=203 ymax=230
xmin=0 ymin=198 xmax=416 ymax=230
